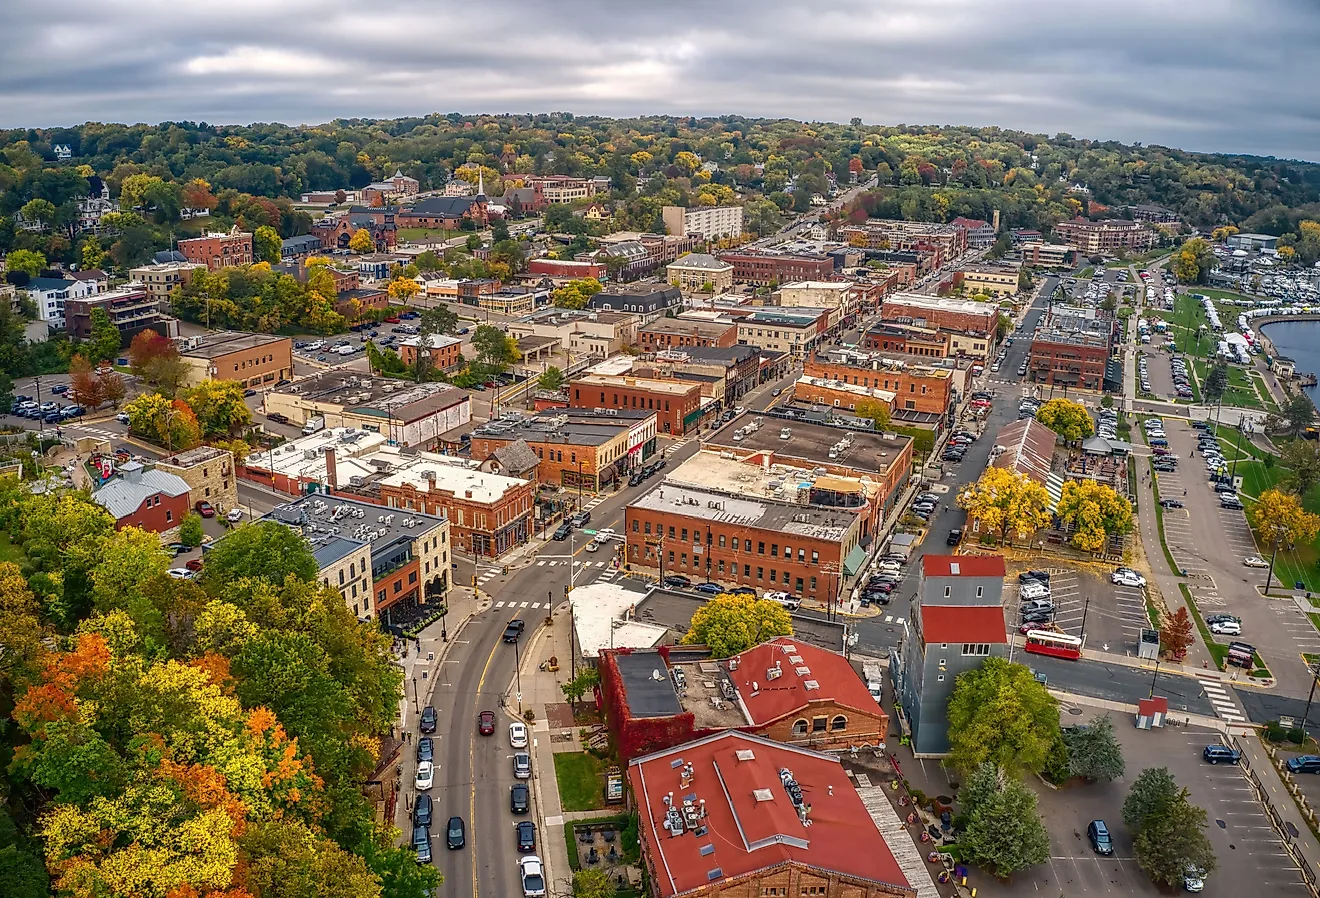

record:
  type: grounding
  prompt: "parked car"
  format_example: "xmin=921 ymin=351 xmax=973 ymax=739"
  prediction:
xmin=415 ymin=760 xmax=434 ymax=791
xmin=413 ymin=825 xmax=432 ymax=864
xmin=570 ymin=511 xmax=591 ymax=528
xmin=694 ymin=582 xmax=723 ymax=595
xmin=1243 ymin=556 xmax=1268 ymax=568
xmin=1210 ymin=620 xmax=1242 ymax=636
xmin=510 ymin=782 xmax=530 ymax=814
xmin=1184 ymin=865 xmax=1206 ymax=893
xmin=1018 ymin=570 xmax=1050 ymax=585
xmin=413 ymin=793 xmax=433 ymax=827
xmin=1206 ymin=614 xmax=1241 ymax=625
xmin=516 ymin=820 xmax=537 ymax=852
xmin=1111 ymin=569 xmax=1147 ymax=588
xmin=420 ymin=706 xmax=437 ymax=734
xmin=1203 ymin=744 xmax=1242 ymax=765
xmin=195 ymin=501 xmax=215 ymax=518
xmin=552 ymin=523 xmax=572 ymax=541
xmin=946 ymin=528 xmax=963 ymax=546
xmin=1159 ymin=499 xmax=1184 ymax=509
xmin=513 ymin=752 xmax=532 ymax=779
xmin=416 ymin=737 xmax=434 ymax=762
xmin=1019 ymin=580 xmax=1051 ymax=601
xmin=478 ymin=710 xmax=496 ymax=735
xmin=662 ymin=575 xmax=692 ymax=589
xmin=166 ymin=568 xmax=196 ymax=580
xmin=509 ymin=722 xmax=529 ymax=748
xmin=225 ymin=508 xmax=244 ymax=524
xmin=1287 ymin=755 xmax=1320 ymax=774
xmin=519 ymin=855 xmax=546 ymax=898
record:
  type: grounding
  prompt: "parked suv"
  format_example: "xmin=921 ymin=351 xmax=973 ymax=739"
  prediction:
xmin=1203 ymin=744 xmax=1242 ymax=765
xmin=1086 ymin=820 xmax=1113 ymax=855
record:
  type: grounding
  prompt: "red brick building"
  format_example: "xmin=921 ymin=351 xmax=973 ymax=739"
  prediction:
xmin=717 ymin=251 xmax=834 ymax=286
xmin=178 ymin=229 xmax=253 ymax=272
xmin=91 ymin=462 xmax=191 ymax=538
xmin=1028 ymin=329 xmax=1111 ymax=390
xmin=879 ymin=292 xmax=996 ymax=336
xmin=627 ymin=729 xmax=915 ymax=898
xmin=570 ymin=374 xmax=704 ymax=436
xmin=397 ymin=333 xmax=463 ymax=372
xmin=638 ymin=318 xmax=739 ymax=351
xmin=803 ymin=353 xmax=954 ymax=416
xmin=527 ymin=258 xmax=606 ymax=280
xmin=861 ymin=322 xmax=951 ymax=359
xmin=467 ymin=409 xmax=658 ymax=491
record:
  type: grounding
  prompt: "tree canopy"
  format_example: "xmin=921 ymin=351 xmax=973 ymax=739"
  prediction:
xmin=957 ymin=467 xmax=1053 ymax=546
xmin=1063 ymin=715 xmax=1125 ymax=782
xmin=682 ymin=593 xmax=793 ymax=658
xmin=946 ymin=658 xmax=1060 ymax=776
xmin=1034 ymin=398 xmax=1093 ymax=443
xmin=957 ymin=763 xmax=1050 ymax=878
xmin=1054 ymin=480 xmax=1133 ymax=552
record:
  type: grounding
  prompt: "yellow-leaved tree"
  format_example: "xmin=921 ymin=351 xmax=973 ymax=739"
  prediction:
xmin=1055 ymin=480 xmax=1133 ymax=552
xmin=1249 ymin=488 xmax=1320 ymax=589
xmin=1034 ymin=399 xmax=1093 ymax=444
xmin=683 ymin=593 xmax=793 ymax=658
xmin=348 ymin=228 xmax=374 ymax=253
xmin=957 ymin=467 xmax=1053 ymax=546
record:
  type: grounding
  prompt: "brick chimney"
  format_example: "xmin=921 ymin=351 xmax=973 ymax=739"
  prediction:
xmin=325 ymin=448 xmax=338 ymax=492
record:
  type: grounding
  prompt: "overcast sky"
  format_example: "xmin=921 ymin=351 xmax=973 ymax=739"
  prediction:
xmin=2 ymin=0 xmax=1318 ymax=160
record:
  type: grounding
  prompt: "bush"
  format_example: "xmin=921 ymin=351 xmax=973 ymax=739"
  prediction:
xmin=1265 ymin=720 xmax=1288 ymax=742
xmin=1289 ymin=727 xmax=1307 ymax=745
xmin=179 ymin=512 xmax=204 ymax=547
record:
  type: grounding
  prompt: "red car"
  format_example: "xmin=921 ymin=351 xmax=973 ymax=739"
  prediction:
xmin=195 ymin=501 xmax=215 ymax=518
xmin=384 ymin=316 xmax=401 ymax=324
xmin=185 ymin=558 xmax=203 ymax=572
xmin=478 ymin=710 xmax=495 ymax=735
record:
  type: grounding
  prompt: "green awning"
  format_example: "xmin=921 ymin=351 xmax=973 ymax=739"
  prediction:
xmin=843 ymin=544 xmax=867 ymax=577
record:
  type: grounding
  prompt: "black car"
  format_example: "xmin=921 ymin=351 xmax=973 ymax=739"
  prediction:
xmin=420 ymin=705 xmax=437 ymax=734
xmin=946 ymin=528 xmax=963 ymax=546
xmin=243 ymin=389 xmax=257 ymax=397
xmin=446 ymin=816 xmax=465 ymax=850
xmin=552 ymin=523 xmax=572 ymax=541
xmin=1018 ymin=570 xmax=1050 ymax=585
xmin=414 ymin=793 xmax=433 ymax=827
xmin=510 ymin=782 xmax=530 ymax=814
xmin=503 ymin=619 xmax=526 ymax=643
xmin=1159 ymin=498 xmax=1184 ymax=509
xmin=1020 ymin=610 xmax=1053 ymax=625
xmin=416 ymin=737 xmax=434 ymax=762
xmin=516 ymin=820 xmax=536 ymax=852
xmin=628 ymin=473 xmax=644 ymax=487
xmin=662 ymin=575 xmax=692 ymax=589
xmin=1206 ymin=613 xmax=1241 ymax=625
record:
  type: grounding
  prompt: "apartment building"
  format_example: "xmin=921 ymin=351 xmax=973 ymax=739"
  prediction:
xmin=804 ymin=351 xmax=954 ymax=416
xmin=397 ymin=334 xmax=463 ymax=372
xmin=507 ymin=308 xmax=640 ymax=356
xmin=264 ymin=374 xmax=471 ymax=449
xmin=178 ymin=229 xmax=254 ymax=272
xmin=129 ymin=261 xmax=207 ymax=305
xmin=717 ymin=251 xmax=834 ymax=286
xmin=179 ymin=331 xmax=294 ymax=388
xmin=1053 ymin=218 xmax=1155 ymax=256
xmin=525 ymin=258 xmax=606 ymax=280
xmin=26 ymin=276 xmax=97 ymax=328
xmin=524 ymin=175 xmax=600 ymax=208
xmin=1028 ymin=328 xmax=1112 ymax=390
xmin=736 ymin=308 xmax=828 ymax=358
xmin=638 ymin=317 xmax=739 ymax=351
xmin=467 ymin=409 xmax=657 ymax=491
xmin=589 ymin=284 xmax=682 ymax=315
xmin=666 ymin=253 xmax=735 ymax=293
xmin=569 ymin=374 xmax=705 ymax=436
xmin=879 ymin=292 xmax=997 ymax=337
xmin=838 ymin=220 xmax=968 ymax=266
xmin=861 ymin=321 xmax=952 ymax=359
xmin=778 ymin=280 xmax=851 ymax=311
xmin=959 ymin=262 xmax=1021 ymax=298
xmin=661 ymin=204 xmax=745 ymax=239
xmin=66 ymin=285 xmax=175 ymax=346
xmin=1020 ymin=242 xmax=1073 ymax=268
xmin=950 ymin=216 xmax=997 ymax=248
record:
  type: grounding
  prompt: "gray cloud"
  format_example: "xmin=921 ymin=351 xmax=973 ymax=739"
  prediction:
xmin=1 ymin=0 xmax=1318 ymax=159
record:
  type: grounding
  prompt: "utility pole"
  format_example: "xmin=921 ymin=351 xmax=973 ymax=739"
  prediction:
xmin=1301 ymin=662 xmax=1320 ymax=736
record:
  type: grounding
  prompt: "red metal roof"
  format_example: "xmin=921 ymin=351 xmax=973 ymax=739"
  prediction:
xmin=920 ymin=605 xmax=1007 ymax=645
xmin=921 ymin=554 xmax=1006 ymax=578
xmin=728 ymin=638 xmax=881 ymax=727
xmin=628 ymin=731 xmax=912 ymax=898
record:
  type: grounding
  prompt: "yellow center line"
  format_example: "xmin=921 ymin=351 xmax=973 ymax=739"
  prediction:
xmin=469 ymin=622 xmax=509 ymax=898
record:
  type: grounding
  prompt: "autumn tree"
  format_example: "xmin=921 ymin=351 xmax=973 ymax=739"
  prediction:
xmin=946 ymin=658 xmax=1061 ymax=777
xmin=99 ymin=370 xmax=126 ymax=408
xmin=348 ymin=228 xmax=374 ymax=253
xmin=1034 ymin=398 xmax=1093 ymax=443
xmin=1159 ymin=606 xmax=1194 ymax=659
xmin=387 ymin=276 xmax=421 ymax=302
xmin=683 ymin=594 xmax=794 ymax=658
xmin=182 ymin=380 xmax=252 ymax=436
xmin=1172 ymin=237 xmax=1215 ymax=285
xmin=956 ymin=467 xmax=1053 ymax=546
xmin=129 ymin=330 xmax=189 ymax=397
xmin=68 ymin=354 xmax=105 ymax=409
xmin=1250 ymin=488 xmax=1320 ymax=590
xmin=1055 ymin=480 xmax=1133 ymax=552
xmin=552 ymin=277 xmax=603 ymax=310
xmin=123 ymin=393 xmax=201 ymax=450
xmin=253 ymin=224 xmax=282 ymax=264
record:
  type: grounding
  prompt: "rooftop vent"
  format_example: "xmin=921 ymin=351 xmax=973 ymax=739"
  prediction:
xmin=803 ymin=680 xmax=820 ymax=691
xmin=735 ymin=749 xmax=756 ymax=762
xmin=752 ymin=788 xmax=774 ymax=802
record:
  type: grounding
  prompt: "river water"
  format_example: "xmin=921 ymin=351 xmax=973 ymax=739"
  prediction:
xmin=1261 ymin=320 xmax=1320 ymax=402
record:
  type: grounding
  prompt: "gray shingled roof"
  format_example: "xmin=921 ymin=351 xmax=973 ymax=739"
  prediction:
xmin=91 ymin=463 xmax=190 ymax=520
xmin=492 ymin=439 xmax=539 ymax=475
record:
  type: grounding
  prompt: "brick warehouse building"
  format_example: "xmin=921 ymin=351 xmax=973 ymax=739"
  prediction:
xmin=638 ymin=318 xmax=739 ymax=352
xmin=627 ymin=729 xmax=915 ymax=898
xmin=717 ymin=251 xmax=834 ymax=286
xmin=878 ymin=292 xmax=997 ymax=337
xmin=569 ymin=374 xmax=705 ymax=436
xmin=803 ymin=351 xmax=954 ymax=416
xmin=467 ymin=408 xmax=658 ymax=491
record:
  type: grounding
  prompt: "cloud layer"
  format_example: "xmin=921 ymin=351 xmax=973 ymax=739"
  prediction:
xmin=2 ymin=0 xmax=1318 ymax=159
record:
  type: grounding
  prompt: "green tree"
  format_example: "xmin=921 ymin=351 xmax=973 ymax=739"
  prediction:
xmin=1034 ymin=398 xmax=1093 ymax=443
xmin=561 ymin=667 xmax=600 ymax=705
xmin=5 ymin=248 xmax=45 ymax=278
xmin=946 ymin=657 xmax=1060 ymax=776
xmin=854 ymin=399 xmax=890 ymax=428
xmin=87 ymin=307 xmax=122 ymax=361
xmin=183 ymin=379 xmax=253 ymax=436
xmin=1203 ymin=362 xmax=1229 ymax=404
xmin=465 ymin=234 xmax=482 ymax=252
xmin=996 ymin=312 xmax=1012 ymax=341
xmin=1124 ymin=770 xmax=1216 ymax=889
xmin=552 ymin=277 xmax=604 ymax=310
xmin=1018 ymin=266 xmax=1035 ymax=292
xmin=470 ymin=324 xmax=520 ymax=370
xmin=199 ymin=520 xmax=319 ymax=586
xmin=959 ymin=765 xmax=1051 ymax=878
xmin=1281 ymin=438 xmax=1320 ymax=497
xmin=357 ymin=829 xmax=443 ymax=898
xmin=1064 ymin=715 xmax=1125 ymax=782
xmin=538 ymin=366 xmax=566 ymax=391
xmin=1283 ymin=394 xmax=1318 ymax=435
xmin=19 ymin=198 xmax=57 ymax=229
xmin=573 ymin=868 xmax=618 ymax=898
xmin=253 ymin=225 xmax=282 ymax=264
xmin=682 ymin=594 xmax=794 ymax=658
xmin=179 ymin=512 xmax=204 ymax=547
xmin=1123 ymin=766 xmax=1180 ymax=829
xmin=419 ymin=303 xmax=459 ymax=336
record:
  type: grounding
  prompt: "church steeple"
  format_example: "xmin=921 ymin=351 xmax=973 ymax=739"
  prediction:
xmin=476 ymin=170 xmax=487 ymax=200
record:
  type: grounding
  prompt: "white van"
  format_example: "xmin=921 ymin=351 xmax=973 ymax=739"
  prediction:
xmin=1019 ymin=580 xmax=1051 ymax=601
xmin=763 ymin=591 xmax=801 ymax=611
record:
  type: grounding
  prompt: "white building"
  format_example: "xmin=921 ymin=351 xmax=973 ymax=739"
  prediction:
xmin=661 ymin=204 xmax=745 ymax=240
xmin=26 ymin=277 xmax=97 ymax=328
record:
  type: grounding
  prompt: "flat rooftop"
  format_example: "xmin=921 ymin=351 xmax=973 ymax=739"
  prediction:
xmin=473 ymin=409 xmax=652 ymax=446
xmin=242 ymin=427 xmax=390 ymax=483
xmin=666 ymin=452 xmax=878 ymax=507
xmin=262 ymin=492 xmax=446 ymax=560
xmin=795 ymin=375 xmax=896 ymax=403
xmin=273 ymin=372 xmax=468 ymax=421
xmin=706 ymin=418 xmax=911 ymax=476
xmin=180 ymin=331 xmax=288 ymax=358
xmin=613 ymin=650 xmax=683 ymax=718
xmin=631 ymin=481 xmax=856 ymax=542
xmin=572 ymin=374 xmax=700 ymax=396
xmin=516 ymin=308 xmax=636 ymax=328
xmin=1032 ymin=328 xmax=1111 ymax=348
xmin=742 ymin=309 xmax=825 ymax=327
xmin=640 ymin=318 xmax=735 ymax=338
xmin=161 ymin=445 xmax=230 ymax=468
xmin=884 ymin=292 xmax=993 ymax=315
xmin=375 ymin=447 xmax=529 ymax=503
xmin=570 ymin=582 xmax=671 ymax=660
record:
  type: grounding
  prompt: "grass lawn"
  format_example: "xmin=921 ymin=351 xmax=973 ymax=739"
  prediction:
xmin=1190 ymin=358 xmax=1265 ymax=410
xmin=1078 ymin=266 xmax=1095 ymax=278
xmin=554 ymin=751 xmax=606 ymax=812
xmin=397 ymin=227 xmax=459 ymax=242
xmin=0 ymin=531 xmax=23 ymax=565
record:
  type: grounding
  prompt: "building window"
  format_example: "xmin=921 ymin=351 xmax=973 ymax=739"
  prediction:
xmin=976 ymin=585 xmax=984 ymax=598
xmin=962 ymin=643 xmax=991 ymax=656
xmin=811 ymin=717 xmax=827 ymax=732
xmin=792 ymin=719 xmax=808 ymax=735
xmin=718 ymin=534 xmax=726 ymax=548
xmin=769 ymin=570 xmax=777 ymax=583
xmin=810 ymin=576 xmax=817 ymax=592
xmin=830 ymin=715 xmax=847 ymax=731
xmin=758 ymin=542 xmax=765 ymax=554
xmin=165 ymin=510 xmax=173 ymax=522
xmin=394 ymin=581 xmax=402 ymax=593
xmin=409 ymin=571 xmax=417 ymax=584
xmin=339 ymin=571 xmax=345 ymax=585
xmin=645 ymin=521 xmax=651 ymax=534
xmin=744 ymin=564 xmax=751 ymax=577
xmin=756 ymin=567 xmax=763 ymax=580
xmin=937 ymin=674 xmax=946 ymax=682
xmin=718 ymin=560 xmax=725 ymax=574
xmin=681 ymin=528 xmax=688 ymax=543
xmin=771 ymin=544 xmax=778 ymax=557
xmin=811 ymin=550 xmax=819 ymax=564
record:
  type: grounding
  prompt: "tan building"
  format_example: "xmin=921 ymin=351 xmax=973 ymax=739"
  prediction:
xmin=507 ymin=308 xmax=640 ymax=357
xmin=1054 ymin=218 xmax=1156 ymax=255
xmin=666 ymin=253 xmax=735 ymax=293
xmin=263 ymin=374 xmax=471 ymax=450
xmin=155 ymin=446 xmax=238 ymax=513
xmin=1021 ymin=242 xmax=1073 ymax=268
xmin=778 ymin=280 xmax=851 ymax=310
xmin=129 ymin=261 xmax=207 ymax=306
xmin=959 ymin=262 xmax=1021 ymax=297
xmin=179 ymin=331 xmax=294 ymax=388
xmin=661 ymin=204 xmax=744 ymax=239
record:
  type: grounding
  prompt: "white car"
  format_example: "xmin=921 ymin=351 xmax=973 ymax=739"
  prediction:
xmin=225 ymin=508 xmax=244 ymax=523
xmin=1111 ymin=570 xmax=1146 ymax=588
xmin=1210 ymin=620 xmax=1242 ymax=636
xmin=1243 ymin=556 xmax=1269 ymax=568
xmin=509 ymin=722 xmax=528 ymax=749
xmin=519 ymin=856 xmax=546 ymax=898
xmin=1019 ymin=580 xmax=1050 ymax=601
xmin=585 ymin=540 xmax=600 ymax=553
xmin=415 ymin=760 xmax=434 ymax=791
xmin=876 ymin=561 xmax=903 ymax=575
xmin=167 ymin=568 xmax=196 ymax=580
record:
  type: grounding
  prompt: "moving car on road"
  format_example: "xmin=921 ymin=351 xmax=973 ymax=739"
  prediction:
xmin=503 ymin=619 xmax=526 ymax=642
xmin=478 ymin=710 xmax=496 ymax=735
xmin=446 ymin=816 xmax=466 ymax=850
xmin=1243 ymin=556 xmax=1268 ymax=568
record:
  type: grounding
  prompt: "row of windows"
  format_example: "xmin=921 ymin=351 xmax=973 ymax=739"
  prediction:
xmin=231 ymin=353 xmax=279 ymax=372
xmin=791 ymin=715 xmax=848 ymax=734
xmin=633 ymin=520 xmax=821 ymax=563
xmin=652 ymin=548 xmax=819 ymax=594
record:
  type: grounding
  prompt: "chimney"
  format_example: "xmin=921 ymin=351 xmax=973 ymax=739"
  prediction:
xmin=325 ymin=448 xmax=338 ymax=492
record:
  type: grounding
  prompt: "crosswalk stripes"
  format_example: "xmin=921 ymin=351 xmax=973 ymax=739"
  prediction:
xmin=493 ymin=601 xmax=546 ymax=609
xmin=580 ymin=494 xmax=608 ymax=513
xmin=1198 ymin=677 xmax=1245 ymax=723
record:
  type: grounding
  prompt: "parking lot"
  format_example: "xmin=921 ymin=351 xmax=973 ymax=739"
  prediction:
xmin=985 ymin=714 xmax=1307 ymax=898
xmin=1003 ymin=567 xmax=1153 ymax=654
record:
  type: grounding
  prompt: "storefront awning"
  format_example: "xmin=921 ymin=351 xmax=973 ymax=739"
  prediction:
xmin=843 ymin=544 xmax=867 ymax=577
